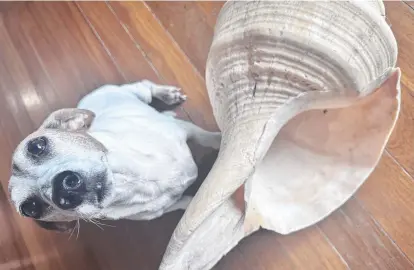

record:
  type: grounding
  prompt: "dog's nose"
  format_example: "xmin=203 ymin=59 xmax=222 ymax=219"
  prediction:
xmin=52 ymin=171 xmax=85 ymax=210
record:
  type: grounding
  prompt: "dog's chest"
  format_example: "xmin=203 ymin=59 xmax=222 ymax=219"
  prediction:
xmin=89 ymin=110 xmax=196 ymax=182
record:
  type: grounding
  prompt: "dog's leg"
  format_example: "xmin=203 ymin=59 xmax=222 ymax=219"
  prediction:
xmin=164 ymin=195 xmax=193 ymax=213
xmin=176 ymin=119 xmax=221 ymax=149
xmin=124 ymin=80 xmax=186 ymax=105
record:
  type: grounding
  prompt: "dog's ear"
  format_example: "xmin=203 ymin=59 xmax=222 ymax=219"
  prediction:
xmin=40 ymin=109 xmax=95 ymax=131
xmin=34 ymin=220 xmax=77 ymax=233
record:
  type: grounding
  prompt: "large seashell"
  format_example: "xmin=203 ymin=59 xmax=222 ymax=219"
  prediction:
xmin=160 ymin=1 xmax=401 ymax=269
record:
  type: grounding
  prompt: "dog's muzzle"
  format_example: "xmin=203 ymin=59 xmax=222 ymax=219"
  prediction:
xmin=52 ymin=170 xmax=86 ymax=210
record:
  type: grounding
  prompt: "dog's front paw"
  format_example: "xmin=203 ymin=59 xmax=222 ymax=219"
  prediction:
xmin=154 ymin=86 xmax=187 ymax=105
xmin=141 ymin=79 xmax=187 ymax=105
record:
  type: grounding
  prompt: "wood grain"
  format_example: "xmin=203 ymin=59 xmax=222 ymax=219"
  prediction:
xmin=319 ymin=199 xmax=413 ymax=269
xmin=217 ymin=227 xmax=347 ymax=270
xmin=108 ymin=1 xmax=217 ymax=130
xmin=384 ymin=2 xmax=414 ymax=93
xmin=382 ymin=1 xmax=414 ymax=176
xmin=405 ymin=1 xmax=414 ymax=10
xmin=196 ymin=2 xmax=224 ymax=27
xmin=75 ymin=2 xmax=159 ymax=83
xmin=75 ymin=2 xmax=188 ymax=121
xmin=275 ymin=228 xmax=347 ymax=270
xmin=146 ymin=1 xmax=215 ymax=76
xmin=0 ymin=1 xmax=412 ymax=270
xmin=356 ymin=152 xmax=414 ymax=263
xmin=13 ymin=2 xmax=123 ymax=106
xmin=387 ymin=83 xmax=414 ymax=176
xmin=215 ymin=232 xmax=296 ymax=270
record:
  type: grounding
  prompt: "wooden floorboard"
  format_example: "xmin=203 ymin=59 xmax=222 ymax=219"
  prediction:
xmin=0 ymin=1 xmax=413 ymax=270
xmin=356 ymin=152 xmax=414 ymax=263
xmin=75 ymin=2 xmax=159 ymax=84
xmin=383 ymin=2 xmax=414 ymax=176
xmin=108 ymin=1 xmax=217 ymax=130
xmin=145 ymin=1 xmax=215 ymax=76
xmin=319 ymin=199 xmax=414 ymax=269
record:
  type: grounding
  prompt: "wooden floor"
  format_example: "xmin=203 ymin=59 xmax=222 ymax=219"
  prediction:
xmin=1 ymin=1 xmax=414 ymax=269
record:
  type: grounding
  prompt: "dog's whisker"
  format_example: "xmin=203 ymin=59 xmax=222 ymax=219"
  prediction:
xmin=78 ymin=213 xmax=89 ymax=223
xmin=78 ymin=214 xmax=105 ymax=231
xmin=88 ymin=218 xmax=104 ymax=231
xmin=76 ymin=219 xmax=80 ymax=240
xmin=91 ymin=218 xmax=115 ymax=228
xmin=68 ymin=220 xmax=78 ymax=241
xmin=79 ymin=217 xmax=87 ymax=223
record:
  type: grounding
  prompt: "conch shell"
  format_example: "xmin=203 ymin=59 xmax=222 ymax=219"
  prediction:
xmin=160 ymin=1 xmax=401 ymax=269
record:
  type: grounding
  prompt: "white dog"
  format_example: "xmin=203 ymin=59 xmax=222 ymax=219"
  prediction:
xmin=8 ymin=80 xmax=220 ymax=232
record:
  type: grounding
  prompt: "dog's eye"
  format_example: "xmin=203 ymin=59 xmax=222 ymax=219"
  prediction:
xmin=27 ymin=137 xmax=48 ymax=157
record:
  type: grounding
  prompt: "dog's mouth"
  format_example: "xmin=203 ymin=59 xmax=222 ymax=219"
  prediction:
xmin=34 ymin=219 xmax=77 ymax=233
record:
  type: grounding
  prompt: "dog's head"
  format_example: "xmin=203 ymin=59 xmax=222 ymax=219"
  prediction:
xmin=8 ymin=108 xmax=110 ymax=232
